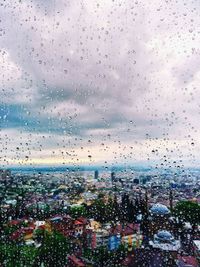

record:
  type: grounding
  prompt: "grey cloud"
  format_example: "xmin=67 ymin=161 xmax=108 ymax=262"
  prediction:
xmin=1 ymin=0 xmax=200 ymax=166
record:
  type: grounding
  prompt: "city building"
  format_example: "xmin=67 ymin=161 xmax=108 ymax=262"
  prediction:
xmin=94 ymin=170 xmax=99 ymax=180
xmin=148 ymin=203 xmax=175 ymax=236
xmin=149 ymin=230 xmax=181 ymax=251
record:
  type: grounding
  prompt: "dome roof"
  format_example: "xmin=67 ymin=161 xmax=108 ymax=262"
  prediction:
xmin=150 ymin=203 xmax=170 ymax=216
xmin=154 ymin=230 xmax=175 ymax=243
xmin=155 ymin=230 xmax=174 ymax=242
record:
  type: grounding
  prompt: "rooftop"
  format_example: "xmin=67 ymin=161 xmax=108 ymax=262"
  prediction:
xmin=150 ymin=203 xmax=170 ymax=216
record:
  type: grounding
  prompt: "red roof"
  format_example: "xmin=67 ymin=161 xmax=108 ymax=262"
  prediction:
xmin=38 ymin=225 xmax=46 ymax=230
xmin=110 ymin=223 xmax=140 ymax=236
xmin=178 ymin=256 xmax=199 ymax=267
xmin=8 ymin=220 xmax=21 ymax=226
xmin=74 ymin=217 xmax=89 ymax=226
xmin=10 ymin=230 xmax=23 ymax=240
xmin=76 ymin=217 xmax=88 ymax=225
xmin=74 ymin=220 xmax=84 ymax=225
xmin=68 ymin=255 xmax=85 ymax=267
xmin=10 ymin=227 xmax=34 ymax=240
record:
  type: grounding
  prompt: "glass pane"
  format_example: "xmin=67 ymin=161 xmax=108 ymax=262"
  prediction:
xmin=1 ymin=1 xmax=199 ymax=266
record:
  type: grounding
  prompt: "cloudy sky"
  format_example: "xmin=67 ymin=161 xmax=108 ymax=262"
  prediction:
xmin=1 ymin=0 xmax=200 ymax=168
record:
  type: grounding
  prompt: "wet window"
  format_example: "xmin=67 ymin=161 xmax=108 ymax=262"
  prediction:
xmin=1 ymin=1 xmax=200 ymax=266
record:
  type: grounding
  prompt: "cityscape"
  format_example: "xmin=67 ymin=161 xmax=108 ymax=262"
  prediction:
xmin=1 ymin=0 xmax=200 ymax=266
xmin=0 ymin=167 xmax=199 ymax=266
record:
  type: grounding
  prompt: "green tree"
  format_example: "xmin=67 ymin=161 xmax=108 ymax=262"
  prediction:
xmin=91 ymin=245 xmax=127 ymax=267
xmin=69 ymin=205 xmax=87 ymax=219
xmin=88 ymin=199 xmax=107 ymax=223
xmin=0 ymin=242 xmax=37 ymax=267
xmin=174 ymin=200 xmax=200 ymax=227
xmin=37 ymin=231 xmax=70 ymax=267
xmin=34 ymin=228 xmax=45 ymax=243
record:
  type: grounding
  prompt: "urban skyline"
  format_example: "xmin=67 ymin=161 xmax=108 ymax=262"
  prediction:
xmin=1 ymin=0 xmax=200 ymax=168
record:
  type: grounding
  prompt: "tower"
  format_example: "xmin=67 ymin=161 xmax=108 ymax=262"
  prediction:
xmin=94 ymin=170 xmax=99 ymax=180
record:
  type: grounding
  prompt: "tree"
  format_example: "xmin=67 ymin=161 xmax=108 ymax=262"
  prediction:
xmin=0 ymin=242 xmax=37 ymax=267
xmin=120 ymin=194 xmax=131 ymax=222
xmin=112 ymin=195 xmax=120 ymax=222
xmin=127 ymin=201 xmax=136 ymax=223
xmin=91 ymin=245 xmax=127 ymax=267
xmin=37 ymin=231 xmax=70 ymax=267
xmin=174 ymin=200 xmax=200 ymax=227
xmin=88 ymin=199 xmax=107 ymax=223
xmin=69 ymin=205 xmax=87 ymax=219
xmin=34 ymin=228 xmax=45 ymax=244
xmin=106 ymin=198 xmax=116 ymax=222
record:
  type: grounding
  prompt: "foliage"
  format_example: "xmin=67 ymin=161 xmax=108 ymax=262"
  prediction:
xmin=0 ymin=230 xmax=70 ymax=267
xmin=34 ymin=228 xmax=46 ymax=243
xmin=3 ymin=225 xmax=19 ymax=237
xmin=37 ymin=231 xmax=70 ymax=267
xmin=0 ymin=242 xmax=37 ymax=267
xmin=87 ymin=199 xmax=108 ymax=223
xmin=84 ymin=245 xmax=127 ymax=267
xmin=86 ymin=194 xmax=137 ymax=223
xmin=69 ymin=205 xmax=87 ymax=218
xmin=174 ymin=200 xmax=200 ymax=226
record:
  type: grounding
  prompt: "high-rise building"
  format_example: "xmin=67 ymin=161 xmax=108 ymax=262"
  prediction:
xmin=94 ymin=170 xmax=99 ymax=180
